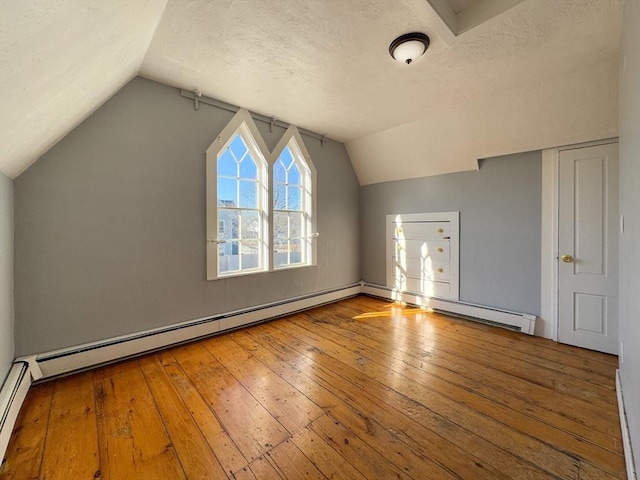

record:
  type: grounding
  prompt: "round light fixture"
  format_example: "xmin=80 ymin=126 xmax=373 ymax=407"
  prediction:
xmin=389 ymin=32 xmax=430 ymax=65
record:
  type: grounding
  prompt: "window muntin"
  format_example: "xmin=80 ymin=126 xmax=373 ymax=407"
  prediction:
xmin=216 ymin=129 xmax=267 ymax=276
xmin=273 ymin=139 xmax=312 ymax=268
xmin=207 ymin=110 xmax=316 ymax=280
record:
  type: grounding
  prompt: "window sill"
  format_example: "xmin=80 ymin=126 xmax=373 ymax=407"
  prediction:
xmin=209 ymin=263 xmax=316 ymax=281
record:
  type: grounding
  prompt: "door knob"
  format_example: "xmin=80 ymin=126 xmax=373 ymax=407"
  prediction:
xmin=561 ymin=254 xmax=573 ymax=263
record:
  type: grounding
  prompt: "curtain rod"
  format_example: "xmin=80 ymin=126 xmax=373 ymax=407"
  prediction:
xmin=180 ymin=89 xmax=329 ymax=146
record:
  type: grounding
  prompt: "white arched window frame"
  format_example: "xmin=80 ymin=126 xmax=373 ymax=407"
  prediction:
xmin=206 ymin=109 xmax=270 ymax=280
xmin=270 ymin=126 xmax=317 ymax=269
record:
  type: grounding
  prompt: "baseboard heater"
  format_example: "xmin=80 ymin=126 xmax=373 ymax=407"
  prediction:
xmin=0 ymin=362 xmax=32 ymax=459
xmin=360 ymin=282 xmax=536 ymax=335
xmin=1 ymin=280 xmax=532 ymax=459
xmin=21 ymin=283 xmax=361 ymax=381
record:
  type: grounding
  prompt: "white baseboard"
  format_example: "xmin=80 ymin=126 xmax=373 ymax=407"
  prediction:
xmin=617 ymin=369 xmax=637 ymax=480
xmin=361 ymin=282 xmax=536 ymax=334
xmin=26 ymin=283 xmax=361 ymax=380
xmin=0 ymin=362 xmax=32 ymax=460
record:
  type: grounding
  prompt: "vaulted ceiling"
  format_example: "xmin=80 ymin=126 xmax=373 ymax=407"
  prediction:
xmin=0 ymin=0 xmax=623 ymax=183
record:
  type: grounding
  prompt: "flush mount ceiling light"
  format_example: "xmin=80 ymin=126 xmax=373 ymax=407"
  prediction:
xmin=389 ymin=32 xmax=430 ymax=65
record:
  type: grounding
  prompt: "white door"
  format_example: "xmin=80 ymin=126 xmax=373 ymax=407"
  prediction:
xmin=558 ymin=143 xmax=619 ymax=354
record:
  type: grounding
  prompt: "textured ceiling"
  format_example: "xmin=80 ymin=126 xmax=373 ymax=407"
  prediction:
xmin=0 ymin=0 xmax=624 ymax=182
xmin=0 ymin=0 xmax=167 ymax=178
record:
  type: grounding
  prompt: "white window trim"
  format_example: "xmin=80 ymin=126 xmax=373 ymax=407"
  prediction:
xmin=207 ymin=112 xmax=318 ymax=280
xmin=269 ymin=126 xmax=318 ymax=269
xmin=206 ymin=109 xmax=270 ymax=280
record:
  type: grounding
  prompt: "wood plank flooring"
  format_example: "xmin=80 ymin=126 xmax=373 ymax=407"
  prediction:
xmin=0 ymin=296 xmax=627 ymax=479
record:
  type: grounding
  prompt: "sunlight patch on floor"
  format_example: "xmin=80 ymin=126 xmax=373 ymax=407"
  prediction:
xmin=353 ymin=303 xmax=432 ymax=320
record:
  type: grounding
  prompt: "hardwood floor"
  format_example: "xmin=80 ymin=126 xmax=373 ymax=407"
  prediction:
xmin=0 ymin=296 xmax=626 ymax=479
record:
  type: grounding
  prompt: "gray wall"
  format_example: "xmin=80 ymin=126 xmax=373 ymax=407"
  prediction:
xmin=618 ymin=0 xmax=640 ymax=466
xmin=14 ymin=77 xmax=360 ymax=355
xmin=0 ymin=173 xmax=14 ymax=385
xmin=360 ymin=151 xmax=541 ymax=315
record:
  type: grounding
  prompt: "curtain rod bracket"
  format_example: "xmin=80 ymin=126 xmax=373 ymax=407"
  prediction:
xmin=193 ymin=89 xmax=202 ymax=110
xmin=179 ymin=89 xmax=329 ymax=144
xmin=270 ymin=117 xmax=276 ymax=132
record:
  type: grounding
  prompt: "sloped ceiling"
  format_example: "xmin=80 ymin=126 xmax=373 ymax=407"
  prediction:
xmin=0 ymin=0 xmax=623 ymax=183
xmin=0 ymin=0 xmax=168 ymax=178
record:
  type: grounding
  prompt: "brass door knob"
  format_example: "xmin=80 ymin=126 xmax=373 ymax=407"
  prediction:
xmin=561 ymin=254 xmax=573 ymax=263
xmin=437 ymin=268 xmax=444 ymax=273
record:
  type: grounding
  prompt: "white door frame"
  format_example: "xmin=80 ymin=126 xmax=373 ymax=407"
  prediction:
xmin=540 ymin=137 xmax=618 ymax=340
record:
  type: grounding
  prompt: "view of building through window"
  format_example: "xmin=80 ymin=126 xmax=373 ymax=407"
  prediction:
xmin=209 ymin=112 xmax=315 ymax=279
xmin=217 ymin=133 xmax=263 ymax=274
xmin=273 ymin=144 xmax=307 ymax=267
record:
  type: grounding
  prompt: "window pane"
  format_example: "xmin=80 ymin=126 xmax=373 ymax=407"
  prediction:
xmin=290 ymin=212 xmax=302 ymax=238
xmin=218 ymin=178 xmax=237 ymax=206
xmin=274 ymin=245 xmax=289 ymax=267
xmin=239 ymin=180 xmax=257 ymax=208
xmin=218 ymin=150 xmax=237 ymax=177
xmin=287 ymin=186 xmax=301 ymax=210
xmin=240 ymin=155 xmax=257 ymax=179
xmin=288 ymin=164 xmax=300 ymax=185
xmin=240 ymin=240 xmax=260 ymax=269
xmin=241 ymin=210 xmax=260 ymax=239
xmin=290 ymin=238 xmax=302 ymax=264
xmin=273 ymin=211 xmax=288 ymax=240
xmin=274 ymin=161 xmax=286 ymax=184
xmin=219 ymin=209 xmax=239 ymax=239
xmin=230 ymin=134 xmax=247 ymax=160
xmin=279 ymin=147 xmax=294 ymax=169
xmin=219 ymin=241 xmax=239 ymax=272
xmin=273 ymin=184 xmax=286 ymax=210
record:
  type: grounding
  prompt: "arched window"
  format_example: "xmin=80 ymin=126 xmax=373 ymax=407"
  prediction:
xmin=206 ymin=113 xmax=316 ymax=280
xmin=206 ymin=110 xmax=269 ymax=279
xmin=271 ymin=127 xmax=316 ymax=269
